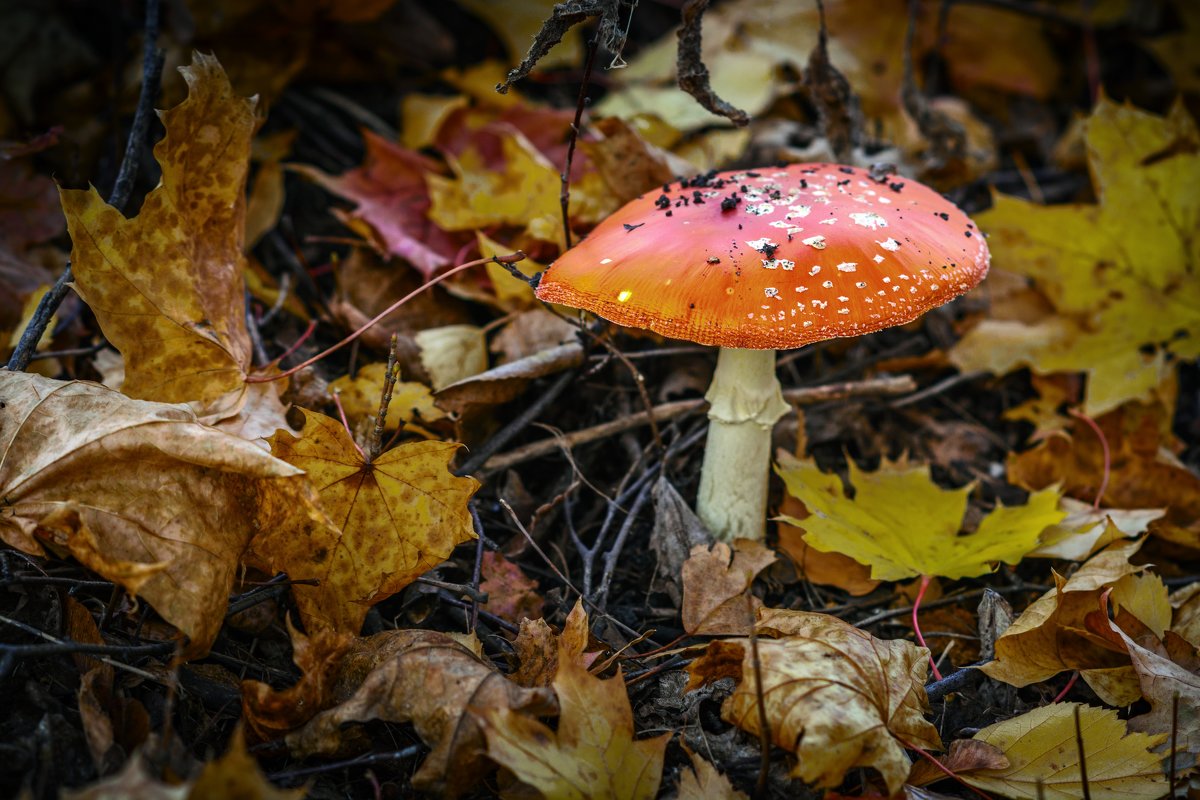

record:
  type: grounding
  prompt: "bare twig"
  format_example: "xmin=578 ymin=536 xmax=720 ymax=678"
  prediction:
xmin=483 ymin=375 xmax=916 ymax=473
xmin=677 ymin=0 xmax=750 ymax=126
xmin=6 ymin=0 xmax=163 ymax=372
xmin=560 ymin=36 xmax=599 ymax=251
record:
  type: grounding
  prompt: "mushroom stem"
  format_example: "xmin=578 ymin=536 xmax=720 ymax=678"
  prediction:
xmin=697 ymin=347 xmax=789 ymax=541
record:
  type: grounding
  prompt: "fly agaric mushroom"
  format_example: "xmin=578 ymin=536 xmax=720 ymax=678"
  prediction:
xmin=536 ymin=163 xmax=989 ymax=541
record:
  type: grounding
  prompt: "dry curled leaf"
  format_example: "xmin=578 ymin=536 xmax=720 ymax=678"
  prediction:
xmin=287 ymin=629 xmax=556 ymax=798
xmin=681 ymin=539 xmax=776 ymax=635
xmin=687 ymin=608 xmax=941 ymax=794
xmin=0 ymin=372 xmax=329 ymax=656
xmin=478 ymin=635 xmax=669 ymax=800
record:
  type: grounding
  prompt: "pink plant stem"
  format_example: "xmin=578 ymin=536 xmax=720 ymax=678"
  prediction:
xmin=914 ymin=574 xmax=942 ymax=681
xmin=273 ymin=319 xmax=318 ymax=365
xmin=1052 ymin=671 xmax=1080 ymax=703
xmin=246 ymin=252 xmax=526 ymax=384
xmin=330 ymin=389 xmax=366 ymax=460
xmin=1068 ymin=408 xmax=1110 ymax=510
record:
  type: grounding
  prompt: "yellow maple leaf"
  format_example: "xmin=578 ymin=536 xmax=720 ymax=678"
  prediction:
xmin=688 ymin=608 xmax=941 ymax=795
xmin=478 ymin=636 xmax=670 ymax=800
xmin=775 ymin=452 xmax=1064 ymax=581
xmin=252 ymin=409 xmax=478 ymax=633
xmin=0 ymin=372 xmax=329 ymax=656
xmin=960 ymin=703 xmax=1169 ymax=800
xmin=951 ymin=98 xmax=1200 ymax=415
xmin=61 ymin=52 xmax=257 ymax=409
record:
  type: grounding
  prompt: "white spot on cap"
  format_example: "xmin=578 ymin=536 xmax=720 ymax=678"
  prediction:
xmin=745 ymin=203 xmax=775 ymax=216
xmin=803 ymin=320 xmax=814 ymax=327
xmin=600 ymin=258 xmax=613 ymax=265
xmin=802 ymin=235 xmax=826 ymax=249
xmin=879 ymin=238 xmax=900 ymax=251
xmin=763 ymin=258 xmax=795 ymax=270
xmin=873 ymin=254 xmax=885 ymax=263
xmin=838 ymin=308 xmax=850 ymax=315
xmin=808 ymin=265 xmax=821 ymax=276
xmin=837 ymin=296 xmax=849 ymax=302
xmin=764 ymin=287 xmax=779 ymax=298
xmin=855 ymin=281 xmax=867 ymax=289
xmin=836 ymin=262 xmax=858 ymax=272
xmin=822 ymin=280 xmax=834 ymax=289
xmin=786 ymin=204 xmax=811 ymax=219
xmin=747 ymin=237 xmax=777 ymax=252
xmin=850 ymin=211 xmax=888 ymax=230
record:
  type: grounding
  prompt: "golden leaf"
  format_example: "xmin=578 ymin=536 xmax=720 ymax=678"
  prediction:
xmin=960 ymin=704 xmax=1168 ymax=800
xmin=252 ymin=409 xmax=477 ymax=633
xmin=479 ymin=637 xmax=669 ymax=800
xmin=61 ymin=53 xmax=256 ymax=409
xmin=776 ymin=452 xmax=1063 ymax=581
xmin=952 ymin=99 xmax=1200 ymax=415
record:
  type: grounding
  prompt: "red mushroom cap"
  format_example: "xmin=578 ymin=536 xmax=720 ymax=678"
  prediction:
xmin=535 ymin=163 xmax=989 ymax=349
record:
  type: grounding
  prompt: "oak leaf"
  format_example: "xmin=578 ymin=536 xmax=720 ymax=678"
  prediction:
xmin=251 ymin=409 xmax=478 ymax=633
xmin=958 ymin=703 xmax=1169 ymax=800
xmin=287 ymin=629 xmax=556 ymax=798
xmin=60 ymin=53 xmax=257 ymax=411
xmin=0 ymin=372 xmax=329 ymax=656
xmin=681 ymin=539 xmax=777 ymax=635
xmin=478 ymin=636 xmax=669 ymax=800
xmin=687 ymin=608 xmax=941 ymax=794
xmin=776 ymin=452 xmax=1063 ymax=581
xmin=951 ymin=99 xmax=1200 ymax=415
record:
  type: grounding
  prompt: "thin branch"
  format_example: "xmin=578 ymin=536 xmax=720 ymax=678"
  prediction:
xmin=6 ymin=0 xmax=163 ymax=372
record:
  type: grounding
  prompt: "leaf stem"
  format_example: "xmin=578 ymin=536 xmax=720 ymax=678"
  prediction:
xmin=913 ymin=574 xmax=942 ymax=681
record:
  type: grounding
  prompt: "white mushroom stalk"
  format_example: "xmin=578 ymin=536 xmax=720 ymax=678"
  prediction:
xmin=696 ymin=347 xmax=789 ymax=541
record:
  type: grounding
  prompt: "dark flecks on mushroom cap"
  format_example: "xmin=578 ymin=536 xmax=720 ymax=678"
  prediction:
xmin=536 ymin=162 xmax=989 ymax=350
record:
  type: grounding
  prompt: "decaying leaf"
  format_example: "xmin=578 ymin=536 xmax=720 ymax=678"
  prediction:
xmin=677 ymin=746 xmax=749 ymax=800
xmin=951 ymin=99 xmax=1200 ymax=415
xmin=249 ymin=409 xmax=477 ymax=634
xmin=1029 ymin=497 xmax=1163 ymax=561
xmin=291 ymin=131 xmax=462 ymax=278
xmin=687 ymin=608 xmax=941 ymax=794
xmin=189 ymin=728 xmax=304 ymax=800
xmin=328 ymin=362 xmax=444 ymax=433
xmin=681 ymin=539 xmax=776 ymax=635
xmin=287 ymin=628 xmax=556 ymax=797
xmin=0 ymin=372 xmax=329 ymax=656
xmin=982 ymin=537 xmax=1161 ymax=701
xmin=958 ymin=703 xmax=1169 ymax=800
xmin=479 ymin=550 xmax=543 ymax=624
xmin=775 ymin=486 xmax=880 ymax=596
xmin=478 ymin=632 xmax=669 ymax=800
xmin=241 ymin=621 xmax=355 ymax=742
xmin=61 ymin=53 xmax=258 ymax=412
xmin=1009 ymin=400 xmax=1200 ymax=551
xmin=776 ymin=452 xmax=1063 ymax=581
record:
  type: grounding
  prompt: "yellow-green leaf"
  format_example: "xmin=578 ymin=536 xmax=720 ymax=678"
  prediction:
xmin=776 ymin=453 xmax=1064 ymax=581
xmin=960 ymin=703 xmax=1169 ymax=800
xmin=951 ymin=99 xmax=1200 ymax=415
